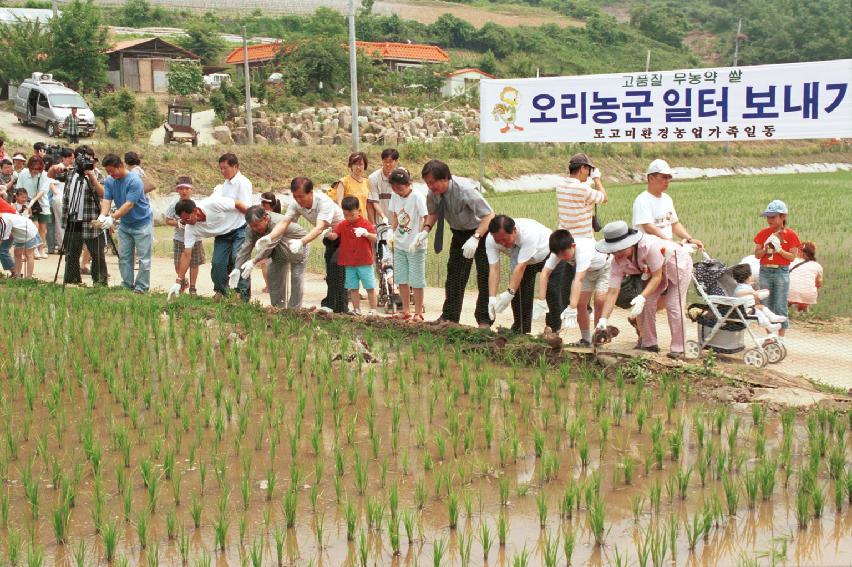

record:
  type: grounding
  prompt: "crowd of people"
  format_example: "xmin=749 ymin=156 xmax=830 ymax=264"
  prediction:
xmin=0 ymin=136 xmax=826 ymax=353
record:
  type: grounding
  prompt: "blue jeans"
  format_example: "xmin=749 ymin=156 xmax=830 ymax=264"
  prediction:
xmin=0 ymin=237 xmax=14 ymax=271
xmin=759 ymin=266 xmax=790 ymax=329
xmin=212 ymin=225 xmax=249 ymax=300
xmin=118 ymin=222 xmax=153 ymax=292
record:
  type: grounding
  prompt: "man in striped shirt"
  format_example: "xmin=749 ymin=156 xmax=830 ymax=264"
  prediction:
xmin=548 ymin=153 xmax=608 ymax=331
xmin=556 ymin=153 xmax=607 ymax=239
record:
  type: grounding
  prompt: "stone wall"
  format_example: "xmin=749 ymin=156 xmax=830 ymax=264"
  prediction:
xmin=214 ymin=105 xmax=480 ymax=146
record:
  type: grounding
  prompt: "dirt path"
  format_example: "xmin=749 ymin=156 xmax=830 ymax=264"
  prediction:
xmin=148 ymin=109 xmax=217 ymax=147
xmin=0 ymin=109 xmax=53 ymax=147
xmin=27 ymin=253 xmax=852 ymax=391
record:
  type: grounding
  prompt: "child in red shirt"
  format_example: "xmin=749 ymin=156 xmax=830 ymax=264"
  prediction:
xmin=328 ymin=196 xmax=378 ymax=315
xmin=752 ymin=199 xmax=800 ymax=335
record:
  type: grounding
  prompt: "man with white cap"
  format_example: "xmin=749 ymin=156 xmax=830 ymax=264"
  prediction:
xmin=595 ymin=220 xmax=693 ymax=359
xmin=632 ymin=159 xmax=703 ymax=249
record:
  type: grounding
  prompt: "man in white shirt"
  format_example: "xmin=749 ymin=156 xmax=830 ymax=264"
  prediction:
xmin=632 ymin=159 xmax=703 ymax=249
xmin=485 ymin=215 xmax=554 ymax=334
xmin=257 ymin=176 xmax=347 ymax=312
xmin=535 ymin=229 xmax=612 ymax=346
xmin=168 ymin=195 xmax=249 ymax=301
xmin=205 ymin=153 xmax=253 ymax=298
xmin=366 ymin=148 xmax=397 ymax=224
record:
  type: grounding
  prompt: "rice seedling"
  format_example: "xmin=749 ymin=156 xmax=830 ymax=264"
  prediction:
xmin=744 ymin=468 xmax=760 ymax=509
xmin=190 ymin=493 xmax=202 ymax=528
xmin=812 ymin=482 xmax=825 ymax=519
xmin=796 ymin=481 xmax=811 ymax=529
xmin=512 ymin=545 xmax=530 ymax=567
xmin=179 ymin=525 xmax=190 ymax=565
xmin=560 ymin=482 xmax=577 ymax=519
xmin=622 ymin=455 xmax=635 ymax=485
xmin=676 ymin=466 xmax=692 ymax=500
xmin=282 ymin=487 xmax=298 ymax=528
xmin=536 ymin=491 xmax=548 ymax=528
xmin=136 ymin=510 xmax=149 ymax=549
xmin=722 ymin=473 xmax=740 ymax=516
xmin=759 ymin=457 xmax=777 ymax=501
xmin=212 ymin=512 xmax=229 ymax=551
xmin=432 ymin=537 xmax=447 ymax=567
xmin=497 ymin=510 xmax=509 ymax=546
xmin=587 ymin=495 xmax=608 ymax=546
xmin=26 ymin=543 xmax=44 ymax=567
xmin=51 ymin=500 xmax=71 ymax=545
xmin=402 ymin=509 xmax=416 ymax=544
xmin=458 ymin=529 xmax=473 ymax=567
xmin=7 ymin=529 xmax=22 ymax=566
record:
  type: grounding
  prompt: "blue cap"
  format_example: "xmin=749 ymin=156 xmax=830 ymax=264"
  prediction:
xmin=760 ymin=200 xmax=788 ymax=217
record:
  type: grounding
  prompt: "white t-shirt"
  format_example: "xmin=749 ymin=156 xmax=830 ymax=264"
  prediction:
xmin=734 ymin=283 xmax=757 ymax=308
xmin=184 ymin=196 xmax=244 ymax=247
xmin=544 ymin=237 xmax=609 ymax=272
xmin=486 ymin=218 xmax=551 ymax=266
xmin=388 ymin=189 xmax=427 ymax=251
xmin=283 ymin=192 xmax=343 ymax=229
xmin=632 ymin=191 xmax=678 ymax=240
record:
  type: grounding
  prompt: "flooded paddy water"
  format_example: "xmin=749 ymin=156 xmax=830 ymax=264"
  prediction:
xmin=0 ymin=281 xmax=850 ymax=566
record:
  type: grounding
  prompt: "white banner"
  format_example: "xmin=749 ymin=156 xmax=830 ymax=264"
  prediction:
xmin=480 ymin=59 xmax=852 ymax=143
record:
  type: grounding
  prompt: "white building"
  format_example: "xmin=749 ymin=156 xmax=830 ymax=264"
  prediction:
xmin=441 ymin=68 xmax=495 ymax=98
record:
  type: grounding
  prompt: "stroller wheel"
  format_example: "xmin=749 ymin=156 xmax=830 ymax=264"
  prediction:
xmin=684 ymin=340 xmax=701 ymax=360
xmin=764 ymin=341 xmax=786 ymax=364
xmin=743 ymin=348 xmax=768 ymax=368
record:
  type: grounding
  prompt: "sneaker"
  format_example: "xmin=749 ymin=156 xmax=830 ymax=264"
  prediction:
xmin=568 ymin=339 xmax=592 ymax=347
xmin=350 ymin=308 xmax=362 ymax=316
xmin=636 ymin=345 xmax=661 ymax=353
xmin=367 ymin=309 xmax=377 ymax=317
xmin=188 ymin=287 xmax=197 ymax=296
xmin=317 ymin=306 xmax=333 ymax=314
xmin=666 ymin=352 xmax=685 ymax=360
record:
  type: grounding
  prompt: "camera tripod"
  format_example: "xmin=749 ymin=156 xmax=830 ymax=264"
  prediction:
xmin=53 ymin=171 xmax=118 ymax=287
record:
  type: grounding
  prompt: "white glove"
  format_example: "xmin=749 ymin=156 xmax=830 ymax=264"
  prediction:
xmin=630 ymin=295 xmax=646 ymax=318
xmin=379 ymin=217 xmax=389 ymax=226
xmin=410 ymin=231 xmax=429 ymax=253
xmin=561 ymin=306 xmax=578 ymax=329
xmin=590 ymin=168 xmax=601 ymax=180
xmin=177 ymin=220 xmax=186 ymax=231
xmin=320 ymin=227 xmax=331 ymax=240
xmin=461 ymin=236 xmax=480 ymax=259
xmin=532 ymin=299 xmax=549 ymax=320
xmin=167 ymin=283 xmax=182 ymax=301
xmin=494 ymin=291 xmax=513 ymax=314
xmin=595 ymin=317 xmax=608 ymax=332
xmin=255 ymin=235 xmax=273 ymax=252
xmin=240 ymin=260 xmax=255 ymax=280
xmin=228 ymin=269 xmax=241 ymax=289
xmin=764 ymin=234 xmax=781 ymax=251
xmin=488 ymin=297 xmax=498 ymax=320
xmin=288 ymin=239 xmax=304 ymax=254
xmin=353 ymin=227 xmax=368 ymax=238
xmin=96 ymin=214 xmax=108 ymax=225
xmin=100 ymin=216 xmax=115 ymax=230
xmin=681 ymin=242 xmax=697 ymax=255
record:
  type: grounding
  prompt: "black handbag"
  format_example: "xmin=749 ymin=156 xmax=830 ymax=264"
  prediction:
xmin=615 ymin=273 xmax=647 ymax=309
xmin=592 ymin=204 xmax=601 ymax=232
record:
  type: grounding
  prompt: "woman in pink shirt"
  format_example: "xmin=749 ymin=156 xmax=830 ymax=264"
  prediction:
xmin=787 ymin=241 xmax=823 ymax=312
xmin=594 ymin=221 xmax=693 ymax=359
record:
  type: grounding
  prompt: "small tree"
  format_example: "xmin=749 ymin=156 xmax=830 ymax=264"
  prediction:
xmin=48 ymin=0 xmax=109 ymax=91
xmin=177 ymin=20 xmax=226 ymax=66
xmin=0 ymin=20 xmax=51 ymax=86
xmin=122 ymin=0 xmax=152 ymax=27
xmin=139 ymin=97 xmax=163 ymax=130
xmin=167 ymin=61 xmax=204 ymax=97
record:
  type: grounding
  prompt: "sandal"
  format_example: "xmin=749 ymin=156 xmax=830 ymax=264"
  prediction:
xmin=391 ymin=312 xmax=411 ymax=320
xmin=411 ymin=314 xmax=425 ymax=322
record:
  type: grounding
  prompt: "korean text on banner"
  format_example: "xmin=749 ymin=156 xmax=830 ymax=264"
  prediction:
xmin=480 ymin=59 xmax=852 ymax=143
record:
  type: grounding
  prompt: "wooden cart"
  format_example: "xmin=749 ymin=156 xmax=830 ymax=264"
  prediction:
xmin=163 ymin=104 xmax=198 ymax=146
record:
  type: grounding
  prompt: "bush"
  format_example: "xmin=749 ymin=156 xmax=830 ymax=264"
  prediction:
xmin=139 ymin=97 xmax=164 ymax=130
xmin=168 ymin=61 xmax=204 ymax=97
xmin=107 ymin=116 xmax=137 ymax=140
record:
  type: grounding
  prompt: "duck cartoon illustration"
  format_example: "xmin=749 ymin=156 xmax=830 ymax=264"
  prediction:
xmin=491 ymin=86 xmax=524 ymax=133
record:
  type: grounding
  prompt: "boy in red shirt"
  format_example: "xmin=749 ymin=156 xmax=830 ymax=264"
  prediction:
xmin=328 ymin=195 xmax=378 ymax=315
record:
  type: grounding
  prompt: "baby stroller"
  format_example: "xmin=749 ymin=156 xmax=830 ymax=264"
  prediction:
xmin=685 ymin=253 xmax=787 ymax=368
xmin=375 ymin=222 xmax=402 ymax=314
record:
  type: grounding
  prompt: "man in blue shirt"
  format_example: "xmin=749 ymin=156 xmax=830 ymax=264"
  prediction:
xmin=98 ymin=154 xmax=153 ymax=293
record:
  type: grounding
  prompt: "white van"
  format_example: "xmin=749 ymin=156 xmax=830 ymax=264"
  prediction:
xmin=14 ymin=73 xmax=96 ymax=137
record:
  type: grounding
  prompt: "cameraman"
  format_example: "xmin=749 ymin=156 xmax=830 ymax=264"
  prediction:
xmin=47 ymin=148 xmax=74 ymax=254
xmin=62 ymin=145 xmax=107 ymax=285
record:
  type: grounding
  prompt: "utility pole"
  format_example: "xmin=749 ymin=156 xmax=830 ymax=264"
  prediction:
xmin=243 ymin=27 xmax=254 ymax=145
xmin=348 ymin=0 xmax=360 ymax=151
xmin=51 ymin=0 xmax=57 ymax=18
xmin=733 ymin=18 xmax=742 ymax=67
xmin=645 ymin=50 xmax=651 ymax=72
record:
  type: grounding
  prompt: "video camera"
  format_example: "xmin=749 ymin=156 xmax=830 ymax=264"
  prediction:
xmin=74 ymin=150 xmax=95 ymax=176
xmin=43 ymin=144 xmax=67 ymax=170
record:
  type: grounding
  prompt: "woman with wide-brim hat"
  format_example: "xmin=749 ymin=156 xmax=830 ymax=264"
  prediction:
xmin=594 ymin=220 xmax=693 ymax=359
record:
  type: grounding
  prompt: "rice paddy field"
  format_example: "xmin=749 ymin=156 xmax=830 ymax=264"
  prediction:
xmin=0 ymin=279 xmax=850 ymax=567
